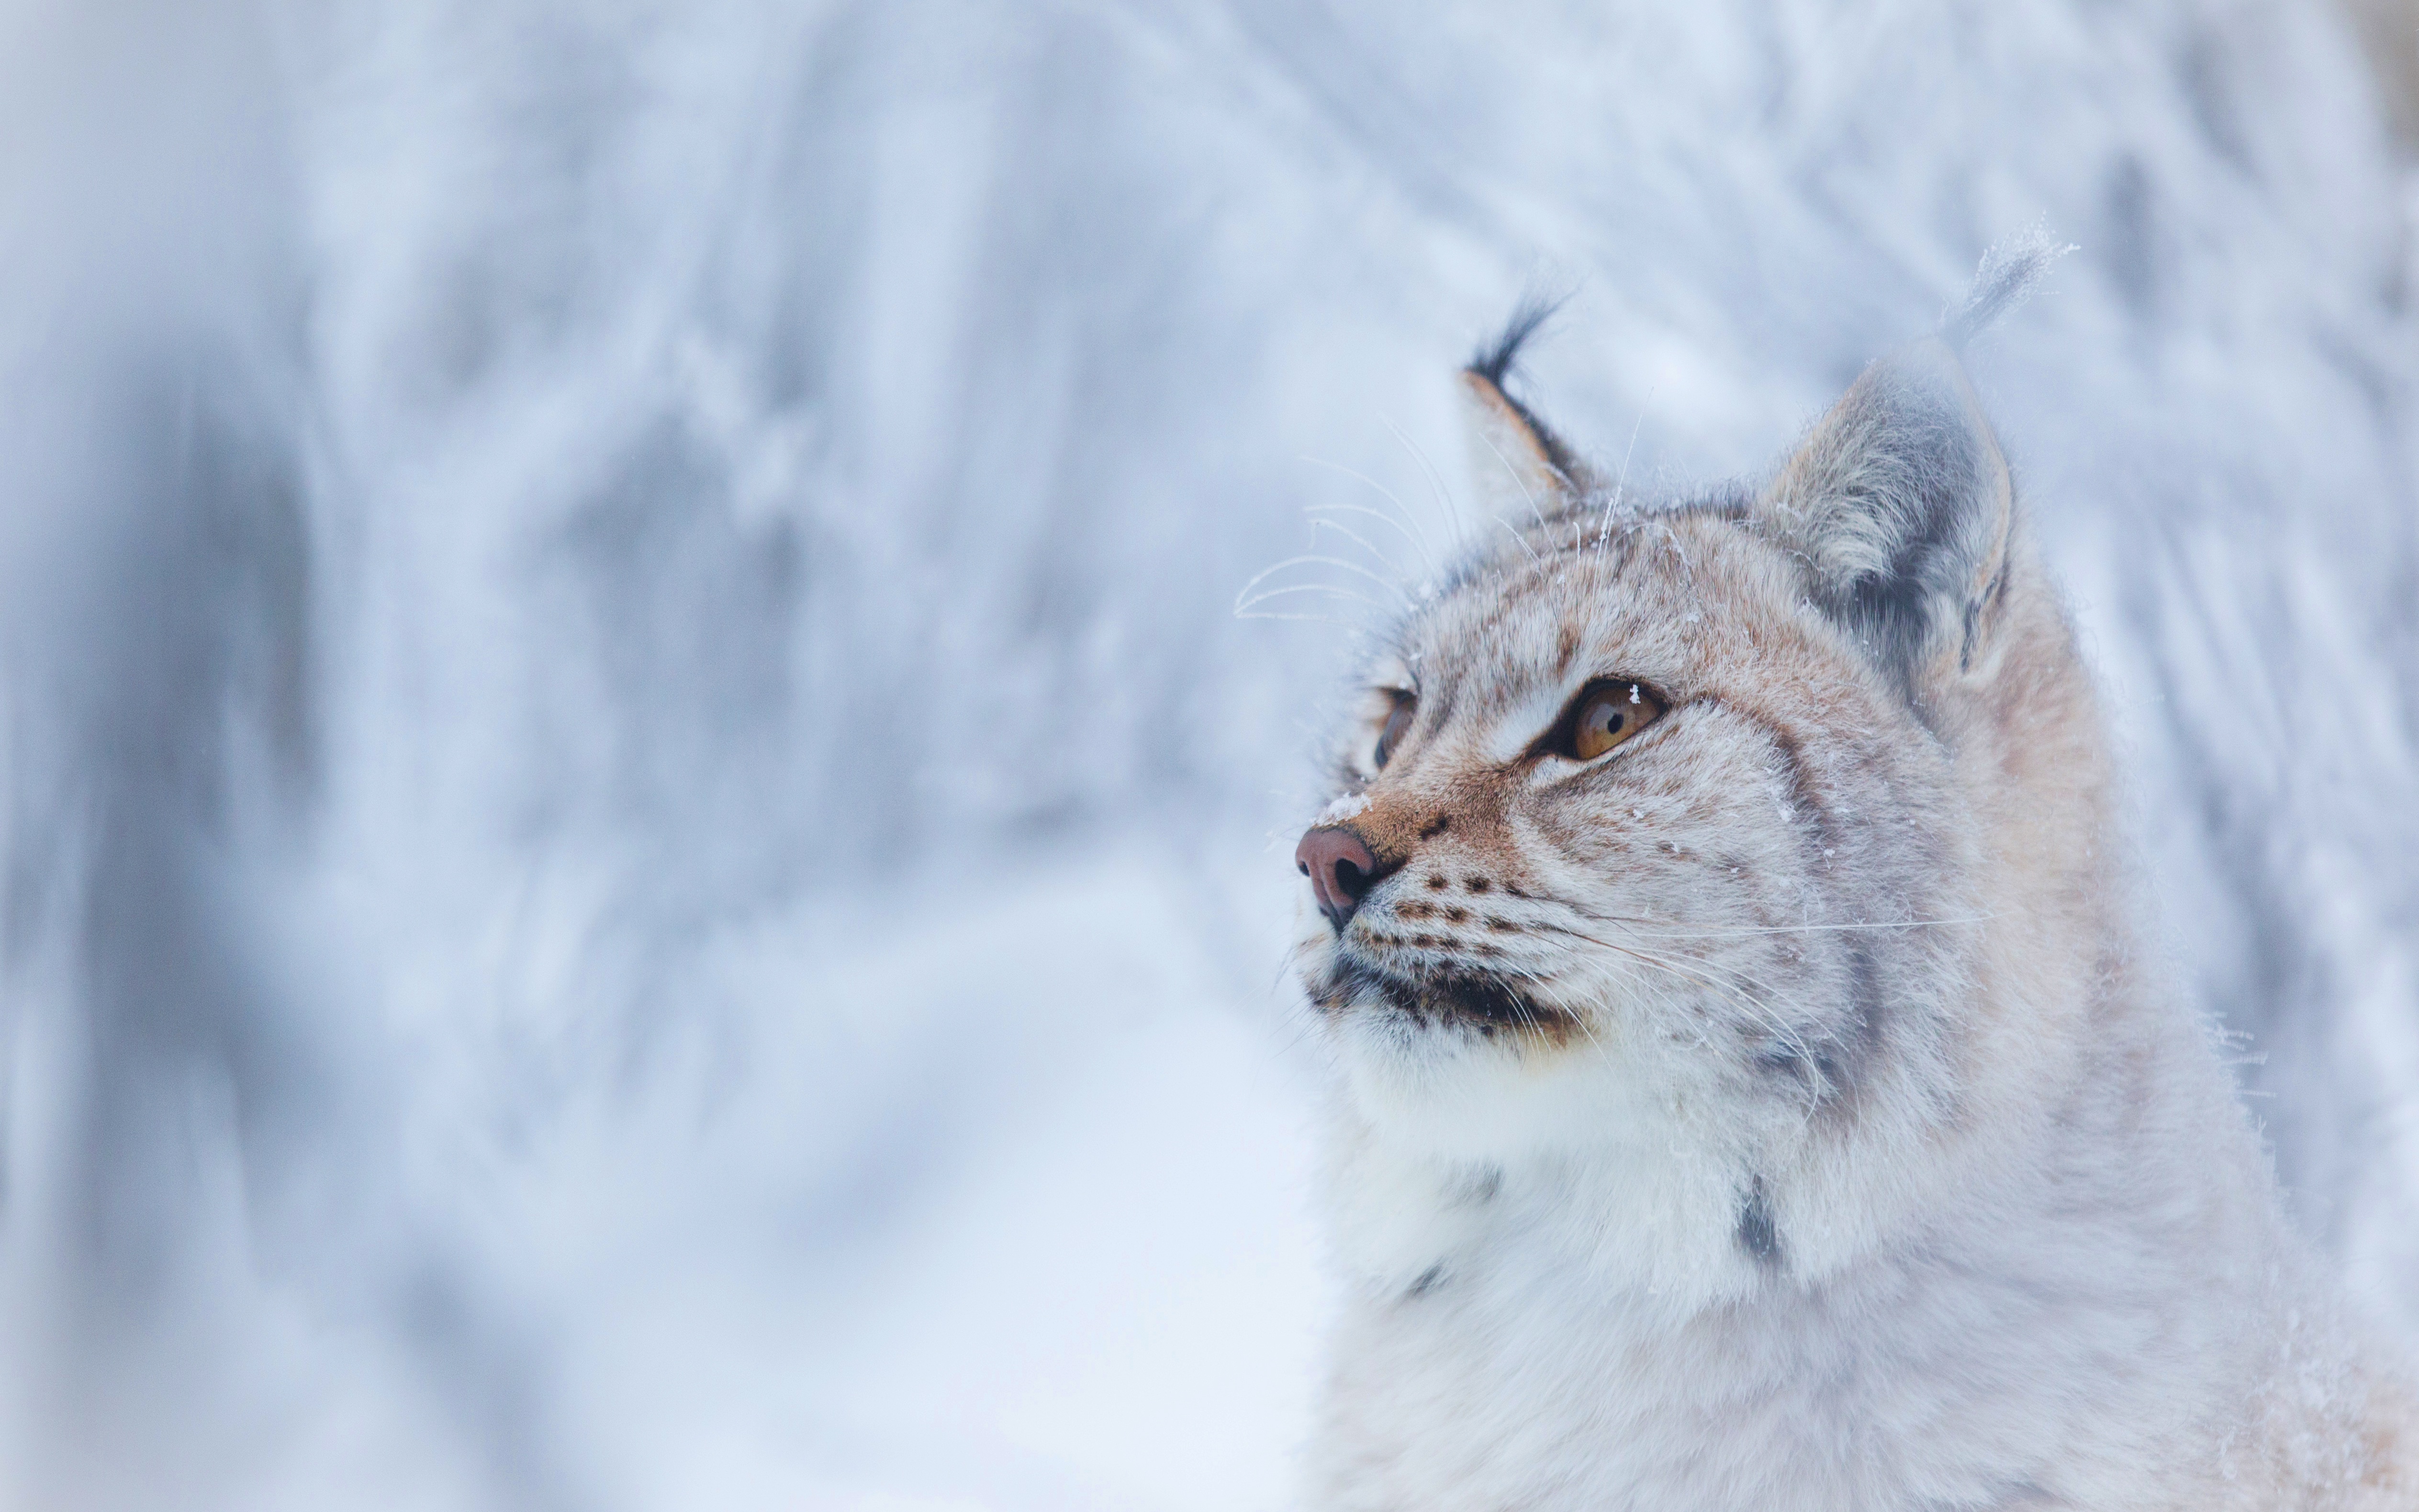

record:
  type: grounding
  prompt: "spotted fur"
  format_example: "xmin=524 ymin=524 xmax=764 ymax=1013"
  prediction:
xmin=1294 ymin=316 xmax=2415 ymax=1510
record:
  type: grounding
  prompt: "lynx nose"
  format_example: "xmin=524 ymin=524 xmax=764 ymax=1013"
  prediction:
xmin=1297 ymin=826 xmax=1387 ymax=932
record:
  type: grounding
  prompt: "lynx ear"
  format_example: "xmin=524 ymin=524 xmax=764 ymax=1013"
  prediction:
xmin=1757 ymin=338 xmax=2015 ymax=700
xmin=1463 ymin=370 xmax=1588 ymax=516
xmin=1462 ymin=310 xmax=1591 ymax=517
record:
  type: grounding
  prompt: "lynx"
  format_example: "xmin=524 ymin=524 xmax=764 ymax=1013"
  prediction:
xmin=1289 ymin=260 xmax=2415 ymax=1510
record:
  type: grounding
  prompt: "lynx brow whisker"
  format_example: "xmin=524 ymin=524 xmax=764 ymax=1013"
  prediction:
xmin=1307 ymin=515 xmax=1411 ymax=580
xmin=1379 ymin=414 xmax=1470 ymax=539
xmin=1491 ymin=511 xmax=1545 ymax=564
xmin=1297 ymin=459 xmax=1441 ymax=567
xmin=1235 ymin=553 xmax=1411 ymax=607
xmin=1306 ymin=501 xmax=1436 ymax=575
xmin=1472 ymin=425 xmax=1548 ymax=526
xmin=1607 ymin=382 xmax=1657 ymax=521
xmin=1235 ymin=609 xmax=1362 ymax=626
xmin=1382 ymin=411 xmax=1547 ymax=569
xmin=1235 ymin=582 xmax=1393 ymax=616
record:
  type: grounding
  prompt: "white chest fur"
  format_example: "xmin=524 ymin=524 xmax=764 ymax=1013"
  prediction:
xmin=1308 ymin=1012 xmax=2388 ymax=1512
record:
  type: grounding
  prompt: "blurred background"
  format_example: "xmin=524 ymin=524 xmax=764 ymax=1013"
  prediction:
xmin=1 ymin=1 xmax=2416 ymax=1507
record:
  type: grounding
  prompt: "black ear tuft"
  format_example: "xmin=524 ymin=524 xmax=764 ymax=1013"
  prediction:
xmin=1757 ymin=339 xmax=2016 ymax=701
xmin=1468 ymin=293 xmax=1568 ymax=387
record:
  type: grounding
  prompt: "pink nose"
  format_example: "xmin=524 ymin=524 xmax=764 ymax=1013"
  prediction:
xmin=1296 ymin=826 xmax=1382 ymax=932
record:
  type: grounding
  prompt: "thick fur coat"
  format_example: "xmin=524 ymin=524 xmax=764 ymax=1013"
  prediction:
xmin=1291 ymin=294 xmax=2415 ymax=1509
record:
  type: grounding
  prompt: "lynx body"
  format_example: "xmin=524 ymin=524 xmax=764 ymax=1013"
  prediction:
xmin=1292 ymin=289 xmax=2413 ymax=1509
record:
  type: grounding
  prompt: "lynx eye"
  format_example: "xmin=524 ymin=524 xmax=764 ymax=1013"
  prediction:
xmin=1373 ymin=694 xmax=1417 ymax=771
xmin=1552 ymin=680 xmax=1667 ymax=763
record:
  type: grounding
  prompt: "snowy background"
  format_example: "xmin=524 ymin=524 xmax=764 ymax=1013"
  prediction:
xmin=1 ymin=1 xmax=2416 ymax=1508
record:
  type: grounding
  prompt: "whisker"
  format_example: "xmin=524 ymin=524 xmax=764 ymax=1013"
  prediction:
xmin=1596 ymin=380 xmax=1659 ymax=556
xmin=1235 ymin=582 xmax=1391 ymax=614
xmin=1548 ymin=900 xmax=1828 ymax=1020
xmin=1471 ymin=425 xmax=1547 ymax=526
xmin=1235 ymin=553 xmax=1411 ymax=606
xmin=1492 ymin=511 xmax=1544 ymax=564
xmin=1296 ymin=457 xmax=1440 ymax=568
xmin=1568 ymin=907 xmax=1997 ymax=941
xmin=1612 ymin=382 xmax=1656 ymax=512
xmin=1235 ymin=609 xmax=1362 ymax=626
xmin=1525 ymin=916 xmax=1814 ymax=1064
xmin=1306 ymin=457 xmax=1432 ymax=563
xmin=1307 ymin=515 xmax=1409 ymax=580
xmin=1522 ymin=967 xmax=1610 ymax=1055
xmin=1379 ymin=414 xmax=1468 ymax=540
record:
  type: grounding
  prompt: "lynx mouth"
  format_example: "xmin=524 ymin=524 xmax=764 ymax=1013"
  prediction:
xmin=1317 ymin=956 xmax=1579 ymax=1040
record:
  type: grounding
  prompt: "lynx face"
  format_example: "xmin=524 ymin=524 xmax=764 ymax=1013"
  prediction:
xmin=1297 ymin=511 xmax=1964 ymax=1135
xmin=1292 ymin=337 xmax=2078 ymax=1193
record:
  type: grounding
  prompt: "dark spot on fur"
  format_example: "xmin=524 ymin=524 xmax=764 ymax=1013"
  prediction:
xmin=1756 ymin=946 xmax=1886 ymax=1109
xmin=1960 ymin=559 xmax=2010 ymax=673
xmin=1454 ymin=1166 xmax=1503 ymax=1206
xmin=1398 ymin=902 xmax=1433 ymax=919
xmin=1404 ymin=1264 xmax=1446 ymax=1299
xmin=1444 ymin=907 xmax=1468 ymax=923
xmin=1484 ymin=917 xmax=1515 ymax=933
xmin=1465 ymin=877 xmax=1491 ymax=893
xmin=1831 ymin=944 xmax=1887 ymax=1096
xmin=1426 ymin=874 xmax=1449 ymax=891
xmin=1757 ymin=1045 xmax=1820 ymax=1092
xmin=1420 ymin=815 xmax=1451 ymax=840
xmin=1730 ymin=702 xmax=1837 ymax=855
xmin=1737 ymin=1178 xmax=1783 ymax=1268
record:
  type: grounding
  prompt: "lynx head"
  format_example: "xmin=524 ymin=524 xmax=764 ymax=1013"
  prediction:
xmin=1294 ymin=319 xmax=2112 ymax=1291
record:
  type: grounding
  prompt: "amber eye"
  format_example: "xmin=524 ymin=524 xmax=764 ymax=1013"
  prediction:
xmin=1373 ymin=694 xmax=1417 ymax=770
xmin=1554 ymin=680 xmax=1667 ymax=762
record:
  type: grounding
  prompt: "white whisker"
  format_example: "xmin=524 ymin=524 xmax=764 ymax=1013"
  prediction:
xmin=1297 ymin=462 xmax=1440 ymax=568
xmin=1236 ymin=582 xmax=1391 ymax=615
xmin=1234 ymin=609 xmax=1362 ymax=626
xmin=1235 ymin=553 xmax=1410 ymax=607
xmin=1472 ymin=426 xmax=1547 ymax=526
xmin=1492 ymin=511 xmax=1544 ymax=564
xmin=1308 ymin=515 xmax=1409 ymax=579
xmin=1581 ymin=910 xmax=1997 ymax=941
xmin=1379 ymin=414 xmax=1468 ymax=540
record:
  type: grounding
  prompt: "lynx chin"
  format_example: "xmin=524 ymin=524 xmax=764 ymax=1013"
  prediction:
xmin=1288 ymin=266 xmax=2415 ymax=1510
